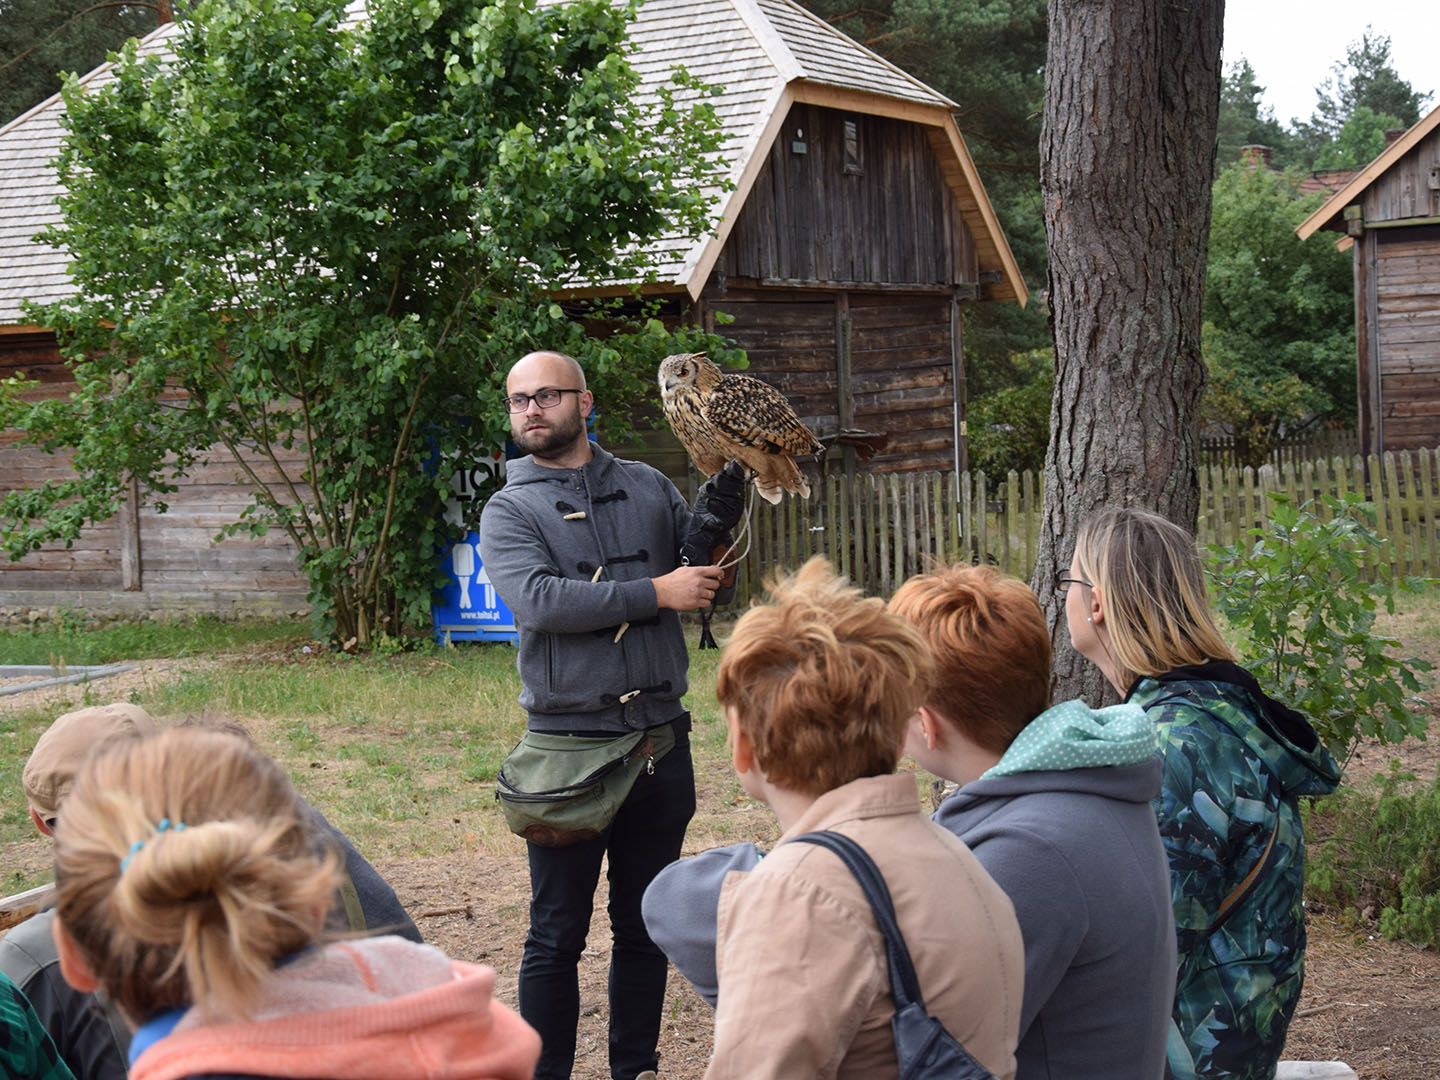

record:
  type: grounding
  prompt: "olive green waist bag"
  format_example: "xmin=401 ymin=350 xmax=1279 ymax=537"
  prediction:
xmin=496 ymin=723 xmax=675 ymax=848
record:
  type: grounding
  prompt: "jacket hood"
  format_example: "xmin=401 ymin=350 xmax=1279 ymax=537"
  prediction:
xmin=935 ymin=700 xmax=1162 ymax=814
xmin=1128 ymin=661 xmax=1341 ymax=798
xmin=937 ymin=757 xmax=1163 ymax=830
xmin=128 ymin=937 xmax=539 ymax=1080
xmin=982 ymin=700 xmax=1158 ymax=780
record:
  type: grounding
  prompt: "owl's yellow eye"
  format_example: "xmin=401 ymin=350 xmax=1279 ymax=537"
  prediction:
xmin=680 ymin=367 xmax=689 ymax=376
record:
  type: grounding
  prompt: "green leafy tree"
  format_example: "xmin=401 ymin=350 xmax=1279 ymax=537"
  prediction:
xmin=1295 ymin=28 xmax=1431 ymax=164
xmin=1209 ymin=492 xmax=1431 ymax=759
xmin=1311 ymin=103 xmax=1407 ymax=170
xmin=0 ymin=0 xmax=161 ymax=125
xmin=1202 ymin=162 xmax=1354 ymax=466
xmin=2 ymin=0 xmax=731 ymax=647
xmin=966 ymin=348 xmax=1051 ymax=475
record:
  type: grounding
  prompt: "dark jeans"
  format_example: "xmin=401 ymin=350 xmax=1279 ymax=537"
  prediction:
xmin=519 ymin=728 xmax=696 ymax=1080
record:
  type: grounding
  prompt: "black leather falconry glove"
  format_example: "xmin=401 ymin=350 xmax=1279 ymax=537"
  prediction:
xmin=681 ymin=460 xmax=746 ymax=568
xmin=682 ymin=460 xmax=747 ymax=648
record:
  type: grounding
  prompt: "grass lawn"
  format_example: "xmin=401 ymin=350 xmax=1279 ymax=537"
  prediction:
xmin=5 ymin=584 xmax=1439 ymax=896
xmin=1 ymin=619 xmax=760 ymax=893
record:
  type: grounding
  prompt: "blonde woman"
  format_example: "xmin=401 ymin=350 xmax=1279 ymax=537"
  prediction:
xmin=1065 ymin=508 xmax=1340 ymax=1080
xmin=49 ymin=727 xmax=539 ymax=1080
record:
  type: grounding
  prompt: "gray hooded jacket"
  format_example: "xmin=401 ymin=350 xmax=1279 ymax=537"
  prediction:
xmin=934 ymin=701 xmax=1176 ymax=1080
xmin=478 ymin=444 xmax=696 ymax=733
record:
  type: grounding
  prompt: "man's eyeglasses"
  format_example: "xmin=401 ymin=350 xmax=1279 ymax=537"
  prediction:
xmin=504 ymin=387 xmax=584 ymax=414
xmin=1055 ymin=574 xmax=1093 ymax=595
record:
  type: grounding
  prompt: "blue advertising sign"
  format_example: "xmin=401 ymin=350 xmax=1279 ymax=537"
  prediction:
xmin=432 ymin=450 xmax=517 ymax=644
xmin=432 ymin=530 xmax=517 ymax=643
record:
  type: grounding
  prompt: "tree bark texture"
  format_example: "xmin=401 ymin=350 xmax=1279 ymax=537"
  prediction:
xmin=1034 ymin=0 xmax=1224 ymax=703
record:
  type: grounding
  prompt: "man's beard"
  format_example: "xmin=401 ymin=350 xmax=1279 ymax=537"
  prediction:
xmin=512 ymin=406 xmax=585 ymax=458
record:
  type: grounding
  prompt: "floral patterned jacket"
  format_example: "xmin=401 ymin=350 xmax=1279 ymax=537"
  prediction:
xmin=1129 ymin=662 xmax=1340 ymax=1080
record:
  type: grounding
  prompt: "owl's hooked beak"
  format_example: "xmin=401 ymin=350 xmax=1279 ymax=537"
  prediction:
xmin=661 ymin=374 xmax=679 ymax=394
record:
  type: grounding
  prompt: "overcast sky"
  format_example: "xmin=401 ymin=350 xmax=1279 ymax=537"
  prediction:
xmin=1222 ymin=2 xmax=1435 ymax=127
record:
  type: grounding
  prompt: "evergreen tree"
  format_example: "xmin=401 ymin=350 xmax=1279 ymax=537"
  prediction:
xmin=0 ymin=0 xmax=160 ymax=125
xmin=1295 ymin=29 xmax=1431 ymax=165
xmin=1215 ymin=59 xmax=1299 ymax=170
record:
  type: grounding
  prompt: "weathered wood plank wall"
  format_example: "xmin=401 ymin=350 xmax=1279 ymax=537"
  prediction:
xmin=1357 ymin=121 xmax=1440 ymax=454
xmin=1376 ymin=230 xmax=1440 ymax=449
xmin=721 ymin=104 xmax=969 ymax=286
xmin=709 ymin=290 xmax=957 ymax=474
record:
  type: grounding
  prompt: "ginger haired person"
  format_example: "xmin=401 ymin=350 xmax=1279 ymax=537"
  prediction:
xmin=890 ymin=564 xmax=1175 ymax=1079
xmin=701 ymin=557 xmax=1023 ymax=1080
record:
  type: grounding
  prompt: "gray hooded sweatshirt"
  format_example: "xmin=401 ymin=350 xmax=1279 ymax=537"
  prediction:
xmin=478 ymin=444 xmax=695 ymax=733
xmin=933 ymin=701 xmax=1176 ymax=1080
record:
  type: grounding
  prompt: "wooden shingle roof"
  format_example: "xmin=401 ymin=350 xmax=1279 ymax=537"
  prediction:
xmin=0 ymin=0 xmax=1023 ymax=326
xmin=0 ymin=23 xmax=182 ymax=328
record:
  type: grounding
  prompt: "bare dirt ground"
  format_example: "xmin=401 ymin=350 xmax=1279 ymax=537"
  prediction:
xmin=6 ymin=660 xmax=1440 ymax=1078
xmin=380 ymin=707 xmax=1440 ymax=1080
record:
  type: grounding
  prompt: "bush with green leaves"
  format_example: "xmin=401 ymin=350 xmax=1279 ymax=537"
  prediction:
xmin=966 ymin=349 xmax=1052 ymax=476
xmin=1303 ymin=763 xmax=1440 ymax=946
xmin=1207 ymin=491 xmax=1432 ymax=758
xmin=2 ymin=0 xmax=735 ymax=649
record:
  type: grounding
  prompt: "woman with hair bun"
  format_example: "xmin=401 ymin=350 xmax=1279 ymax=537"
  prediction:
xmin=1066 ymin=507 xmax=1340 ymax=1080
xmin=49 ymin=727 xmax=539 ymax=1080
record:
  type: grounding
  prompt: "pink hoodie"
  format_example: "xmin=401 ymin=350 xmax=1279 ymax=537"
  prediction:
xmin=128 ymin=937 xmax=538 ymax=1080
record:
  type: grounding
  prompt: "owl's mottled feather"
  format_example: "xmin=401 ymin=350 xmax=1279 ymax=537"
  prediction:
xmin=658 ymin=352 xmax=823 ymax=503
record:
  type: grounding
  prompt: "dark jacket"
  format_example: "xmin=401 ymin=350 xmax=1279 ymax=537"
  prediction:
xmin=2 ymin=969 xmax=76 ymax=1080
xmin=478 ymin=444 xmax=698 ymax=733
xmin=1129 ymin=662 xmax=1341 ymax=1080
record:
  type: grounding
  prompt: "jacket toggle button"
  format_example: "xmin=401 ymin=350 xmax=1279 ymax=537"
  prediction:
xmin=619 ymin=689 xmax=641 ymax=703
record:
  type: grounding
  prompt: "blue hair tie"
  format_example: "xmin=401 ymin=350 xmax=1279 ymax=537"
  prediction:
xmin=119 ymin=818 xmax=188 ymax=873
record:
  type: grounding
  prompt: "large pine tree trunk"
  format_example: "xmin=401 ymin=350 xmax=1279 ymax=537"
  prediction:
xmin=1034 ymin=0 xmax=1224 ymax=703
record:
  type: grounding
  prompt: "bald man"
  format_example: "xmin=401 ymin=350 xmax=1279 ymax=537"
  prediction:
xmin=480 ymin=350 xmax=739 ymax=1080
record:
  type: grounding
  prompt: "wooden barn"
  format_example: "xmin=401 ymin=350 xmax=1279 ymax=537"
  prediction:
xmin=1298 ymin=105 xmax=1440 ymax=455
xmin=0 ymin=0 xmax=1024 ymax=615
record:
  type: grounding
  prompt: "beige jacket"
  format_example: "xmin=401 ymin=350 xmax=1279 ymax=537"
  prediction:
xmin=706 ymin=774 xmax=1023 ymax=1080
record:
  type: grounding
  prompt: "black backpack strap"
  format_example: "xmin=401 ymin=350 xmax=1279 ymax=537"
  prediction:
xmin=789 ymin=830 xmax=926 ymax=1013
xmin=789 ymin=830 xmax=999 ymax=1080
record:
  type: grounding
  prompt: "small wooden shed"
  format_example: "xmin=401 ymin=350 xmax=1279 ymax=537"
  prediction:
xmin=0 ymin=0 xmax=1024 ymax=615
xmin=1297 ymin=105 xmax=1440 ymax=455
xmin=569 ymin=0 xmax=1025 ymax=479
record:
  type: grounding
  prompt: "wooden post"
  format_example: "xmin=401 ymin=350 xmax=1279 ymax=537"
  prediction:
xmin=951 ymin=290 xmax=968 ymax=481
xmin=1365 ymin=233 xmax=1382 ymax=459
xmin=120 ymin=474 xmax=142 ymax=591
xmin=835 ymin=292 xmax=855 ymax=483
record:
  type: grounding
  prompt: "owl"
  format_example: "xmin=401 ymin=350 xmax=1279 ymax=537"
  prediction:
xmin=658 ymin=352 xmax=824 ymax=503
